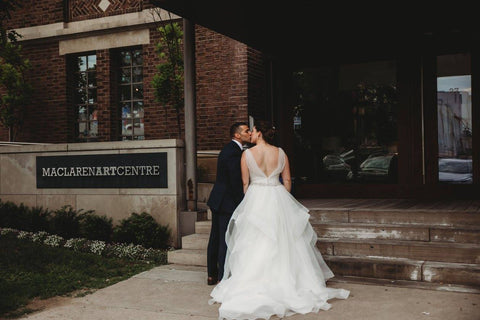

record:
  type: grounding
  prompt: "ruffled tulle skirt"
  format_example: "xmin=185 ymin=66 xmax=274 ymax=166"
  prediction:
xmin=209 ymin=183 xmax=349 ymax=320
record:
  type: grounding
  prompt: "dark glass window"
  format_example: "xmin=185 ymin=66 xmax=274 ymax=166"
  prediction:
xmin=74 ymin=54 xmax=97 ymax=141
xmin=119 ymin=49 xmax=144 ymax=140
xmin=292 ymin=60 xmax=398 ymax=184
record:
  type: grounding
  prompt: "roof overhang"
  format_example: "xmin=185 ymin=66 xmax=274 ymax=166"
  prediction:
xmin=151 ymin=1 xmax=475 ymax=67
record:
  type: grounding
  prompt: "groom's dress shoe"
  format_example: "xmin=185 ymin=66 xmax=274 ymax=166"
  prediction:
xmin=207 ymin=276 xmax=217 ymax=285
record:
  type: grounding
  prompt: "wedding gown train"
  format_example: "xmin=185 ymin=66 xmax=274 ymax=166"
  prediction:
xmin=209 ymin=148 xmax=349 ymax=320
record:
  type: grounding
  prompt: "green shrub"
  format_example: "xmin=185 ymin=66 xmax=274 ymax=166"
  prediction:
xmin=23 ymin=206 xmax=52 ymax=232
xmin=1 ymin=201 xmax=171 ymax=249
xmin=0 ymin=200 xmax=52 ymax=232
xmin=79 ymin=212 xmax=113 ymax=242
xmin=0 ymin=200 xmax=29 ymax=230
xmin=49 ymin=205 xmax=83 ymax=239
xmin=0 ymin=200 xmax=19 ymax=229
xmin=113 ymin=212 xmax=171 ymax=249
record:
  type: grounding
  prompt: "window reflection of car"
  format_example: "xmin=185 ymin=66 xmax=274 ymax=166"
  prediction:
xmin=438 ymin=158 xmax=472 ymax=184
xmin=125 ymin=122 xmax=144 ymax=135
xmin=322 ymin=154 xmax=351 ymax=181
xmin=125 ymin=123 xmax=140 ymax=130
xmin=353 ymin=153 xmax=398 ymax=183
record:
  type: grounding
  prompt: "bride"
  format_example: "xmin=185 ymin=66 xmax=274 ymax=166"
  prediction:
xmin=209 ymin=121 xmax=349 ymax=320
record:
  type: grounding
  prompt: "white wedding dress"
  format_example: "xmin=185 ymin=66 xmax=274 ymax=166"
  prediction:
xmin=209 ymin=148 xmax=349 ymax=320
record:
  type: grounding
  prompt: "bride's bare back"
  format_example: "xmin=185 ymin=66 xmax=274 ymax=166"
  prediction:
xmin=248 ymin=144 xmax=279 ymax=177
xmin=241 ymin=144 xmax=291 ymax=193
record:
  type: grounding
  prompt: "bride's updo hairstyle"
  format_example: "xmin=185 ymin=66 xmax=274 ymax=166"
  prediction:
xmin=254 ymin=120 xmax=276 ymax=145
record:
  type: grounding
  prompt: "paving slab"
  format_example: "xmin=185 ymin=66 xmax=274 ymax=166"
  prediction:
xmin=20 ymin=264 xmax=480 ymax=320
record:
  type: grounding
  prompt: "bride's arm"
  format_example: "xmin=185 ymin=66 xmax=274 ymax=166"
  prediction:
xmin=241 ymin=152 xmax=250 ymax=193
xmin=281 ymin=153 xmax=292 ymax=192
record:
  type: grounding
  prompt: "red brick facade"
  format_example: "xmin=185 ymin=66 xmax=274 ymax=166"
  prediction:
xmin=5 ymin=0 xmax=64 ymax=28
xmin=1 ymin=0 xmax=267 ymax=150
xmin=8 ymin=41 xmax=69 ymax=143
xmin=195 ymin=25 xmax=249 ymax=150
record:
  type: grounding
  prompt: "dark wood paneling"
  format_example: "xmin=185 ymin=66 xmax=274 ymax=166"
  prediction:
xmin=422 ymin=52 xmax=439 ymax=185
xmin=397 ymin=55 xmax=424 ymax=185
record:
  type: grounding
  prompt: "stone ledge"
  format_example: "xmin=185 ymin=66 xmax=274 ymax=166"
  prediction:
xmin=12 ymin=9 xmax=180 ymax=42
xmin=0 ymin=139 xmax=184 ymax=154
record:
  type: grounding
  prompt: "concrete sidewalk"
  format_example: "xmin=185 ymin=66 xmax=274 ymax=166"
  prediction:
xmin=20 ymin=264 xmax=480 ymax=320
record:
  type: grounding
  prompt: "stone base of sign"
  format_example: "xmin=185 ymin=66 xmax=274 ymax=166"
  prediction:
xmin=0 ymin=139 xmax=185 ymax=247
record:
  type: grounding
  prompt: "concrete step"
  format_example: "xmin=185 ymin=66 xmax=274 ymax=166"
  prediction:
xmin=324 ymin=255 xmax=480 ymax=288
xmin=430 ymin=226 xmax=480 ymax=244
xmin=167 ymin=249 xmax=207 ymax=267
xmin=314 ymin=223 xmax=429 ymax=242
xmin=328 ymin=275 xmax=480 ymax=294
xmin=325 ymin=255 xmax=423 ymax=282
xmin=196 ymin=201 xmax=210 ymax=211
xmin=191 ymin=217 xmax=480 ymax=243
xmin=182 ymin=233 xmax=209 ymax=250
xmin=422 ymin=261 xmax=480 ymax=286
xmin=195 ymin=220 xmax=211 ymax=234
xmin=196 ymin=208 xmax=209 ymax=221
xmin=317 ymin=238 xmax=480 ymax=264
xmin=310 ymin=208 xmax=480 ymax=227
xmin=324 ymin=256 xmax=480 ymax=287
xmin=167 ymin=250 xmax=480 ymax=287
xmin=313 ymin=222 xmax=480 ymax=243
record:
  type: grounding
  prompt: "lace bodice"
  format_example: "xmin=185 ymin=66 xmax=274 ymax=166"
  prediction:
xmin=245 ymin=148 xmax=285 ymax=186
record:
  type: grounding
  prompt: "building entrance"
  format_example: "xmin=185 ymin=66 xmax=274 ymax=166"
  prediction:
xmin=292 ymin=60 xmax=399 ymax=186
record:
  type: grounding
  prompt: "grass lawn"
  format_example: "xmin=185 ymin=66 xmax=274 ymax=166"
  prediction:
xmin=0 ymin=234 xmax=163 ymax=318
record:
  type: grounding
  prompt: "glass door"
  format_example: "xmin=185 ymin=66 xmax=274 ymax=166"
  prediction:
xmin=291 ymin=60 xmax=399 ymax=185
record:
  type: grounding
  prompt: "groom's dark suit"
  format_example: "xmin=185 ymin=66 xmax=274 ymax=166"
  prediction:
xmin=207 ymin=140 xmax=244 ymax=281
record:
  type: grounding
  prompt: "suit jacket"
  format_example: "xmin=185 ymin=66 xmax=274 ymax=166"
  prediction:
xmin=207 ymin=141 xmax=244 ymax=214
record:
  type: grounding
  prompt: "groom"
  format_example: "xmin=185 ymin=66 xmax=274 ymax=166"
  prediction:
xmin=206 ymin=122 xmax=251 ymax=285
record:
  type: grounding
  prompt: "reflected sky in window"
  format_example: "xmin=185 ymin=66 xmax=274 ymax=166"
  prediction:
xmin=437 ymin=75 xmax=471 ymax=93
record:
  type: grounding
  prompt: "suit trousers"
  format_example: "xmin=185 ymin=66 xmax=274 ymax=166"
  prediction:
xmin=207 ymin=210 xmax=231 ymax=281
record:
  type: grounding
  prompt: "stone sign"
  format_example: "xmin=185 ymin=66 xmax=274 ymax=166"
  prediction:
xmin=36 ymin=152 xmax=167 ymax=188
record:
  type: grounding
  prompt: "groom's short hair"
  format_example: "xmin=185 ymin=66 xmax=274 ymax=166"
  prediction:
xmin=230 ymin=122 xmax=248 ymax=138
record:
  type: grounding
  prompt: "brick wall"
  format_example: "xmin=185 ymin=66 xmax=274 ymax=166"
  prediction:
xmin=5 ymin=0 xmax=64 ymax=29
xmin=194 ymin=25 xmax=249 ymax=150
xmin=4 ymin=41 xmax=67 ymax=143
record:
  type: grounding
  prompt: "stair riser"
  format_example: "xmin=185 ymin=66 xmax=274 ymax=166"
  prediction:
xmin=183 ymin=237 xmax=208 ymax=250
xmin=431 ymin=228 xmax=480 ymax=244
xmin=310 ymin=211 xmax=349 ymax=223
xmin=325 ymin=257 xmax=423 ymax=281
xmin=310 ymin=210 xmax=480 ymax=227
xmin=325 ymin=257 xmax=480 ymax=286
xmin=167 ymin=251 xmax=207 ymax=267
xmin=318 ymin=241 xmax=480 ymax=264
xmin=196 ymin=210 xmax=209 ymax=221
xmin=423 ymin=262 xmax=480 ymax=286
xmin=195 ymin=224 xmax=211 ymax=234
xmin=314 ymin=225 xmax=430 ymax=241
